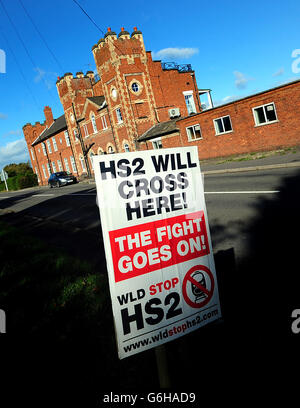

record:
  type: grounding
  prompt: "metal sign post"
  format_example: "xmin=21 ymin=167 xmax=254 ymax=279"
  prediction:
xmin=1 ymin=169 xmax=8 ymax=191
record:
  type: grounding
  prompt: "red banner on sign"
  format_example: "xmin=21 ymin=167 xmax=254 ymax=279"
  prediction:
xmin=109 ymin=211 xmax=210 ymax=282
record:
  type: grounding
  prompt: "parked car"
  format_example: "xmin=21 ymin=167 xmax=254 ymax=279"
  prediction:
xmin=48 ymin=171 xmax=77 ymax=188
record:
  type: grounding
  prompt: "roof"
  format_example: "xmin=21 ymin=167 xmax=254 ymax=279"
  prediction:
xmin=86 ymin=96 xmax=105 ymax=107
xmin=78 ymin=96 xmax=106 ymax=121
xmin=138 ymin=119 xmax=179 ymax=142
xmin=32 ymin=114 xmax=67 ymax=146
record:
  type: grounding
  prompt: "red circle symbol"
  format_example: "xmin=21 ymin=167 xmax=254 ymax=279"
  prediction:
xmin=182 ymin=265 xmax=215 ymax=308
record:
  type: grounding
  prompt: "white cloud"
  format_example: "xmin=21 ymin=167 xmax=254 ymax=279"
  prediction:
xmin=152 ymin=47 xmax=198 ymax=61
xmin=34 ymin=67 xmax=58 ymax=90
xmin=3 ymin=129 xmax=21 ymax=137
xmin=274 ymin=76 xmax=299 ymax=87
xmin=0 ymin=139 xmax=30 ymax=170
xmin=222 ymin=95 xmax=240 ymax=103
xmin=214 ymin=95 xmax=241 ymax=107
xmin=273 ymin=67 xmax=284 ymax=77
xmin=234 ymin=70 xmax=254 ymax=89
xmin=0 ymin=112 xmax=8 ymax=119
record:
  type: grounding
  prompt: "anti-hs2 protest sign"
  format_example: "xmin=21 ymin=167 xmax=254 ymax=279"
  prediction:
xmin=94 ymin=146 xmax=221 ymax=359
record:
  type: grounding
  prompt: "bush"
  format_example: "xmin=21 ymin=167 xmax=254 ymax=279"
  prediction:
xmin=1 ymin=163 xmax=38 ymax=191
xmin=16 ymin=173 xmax=38 ymax=189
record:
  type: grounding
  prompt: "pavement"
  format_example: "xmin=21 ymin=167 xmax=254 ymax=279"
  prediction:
xmin=200 ymin=147 xmax=300 ymax=174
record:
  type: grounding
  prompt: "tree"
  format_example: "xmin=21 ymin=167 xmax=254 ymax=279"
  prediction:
xmin=4 ymin=162 xmax=32 ymax=177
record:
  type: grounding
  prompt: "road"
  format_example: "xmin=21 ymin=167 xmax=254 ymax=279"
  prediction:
xmin=1 ymin=166 xmax=299 ymax=270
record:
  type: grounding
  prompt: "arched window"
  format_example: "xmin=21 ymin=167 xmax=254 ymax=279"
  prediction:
xmin=89 ymin=152 xmax=95 ymax=171
xmin=97 ymin=147 xmax=104 ymax=155
xmin=91 ymin=113 xmax=97 ymax=133
xmin=124 ymin=143 xmax=130 ymax=152
xmin=79 ymin=155 xmax=86 ymax=172
xmin=107 ymin=145 xmax=114 ymax=154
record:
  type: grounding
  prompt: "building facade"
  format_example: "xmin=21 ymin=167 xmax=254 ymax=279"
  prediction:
xmin=23 ymin=27 xmax=300 ymax=186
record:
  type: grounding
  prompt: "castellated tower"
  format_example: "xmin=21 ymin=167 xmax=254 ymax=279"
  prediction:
xmin=56 ymin=71 xmax=98 ymax=172
xmin=23 ymin=120 xmax=46 ymax=170
xmin=91 ymin=26 xmax=158 ymax=150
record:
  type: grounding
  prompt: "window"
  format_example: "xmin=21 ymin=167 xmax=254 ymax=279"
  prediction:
xmin=186 ymin=124 xmax=202 ymax=141
xmin=70 ymin=156 xmax=77 ymax=173
xmin=52 ymin=162 xmax=57 ymax=173
xmin=64 ymin=131 xmax=70 ymax=146
xmin=83 ymin=124 xmax=88 ymax=138
xmin=214 ymin=115 xmax=233 ymax=135
xmin=98 ymin=147 xmax=104 ymax=155
xmin=52 ymin=137 xmax=58 ymax=151
xmin=46 ymin=140 xmax=52 ymax=153
xmin=131 ymin=82 xmax=139 ymax=93
xmin=74 ymin=129 xmax=79 ymax=142
xmin=101 ymin=115 xmax=108 ymax=129
xmin=79 ymin=156 xmax=86 ymax=172
xmin=64 ymin=158 xmax=70 ymax=172
xmin=184 ymin=92 xmax=196 ymax=115
xmin=31 ymin=148 xmax=35 ymax=161
xmin=35 ymin=167 xmax=40 ymax=182
xmin=124 ymin=143 xmax=130 ymax=152
xmin=89 ymin=152 xmax=95 ymax=171
xmin=91 ymin=114 xmax=97 ymax=133
xmin=111 ymin=88 xmax=117 ymax=100
xmin=107 ymin=146 xmax=114 ymax=154
xmin=46 ymin=163 xmax=51 ymax=176
xmin=42 ymin=164 xmax=47 ymax=178
xmin=42 ymin=143 xmax=47 ymax=156
xmin=57 ymin=159 xmax=63 ymax=171
xmin=253 ymin=102 xmax=278 ymax=126
xmin=152 ymin=138 xmax=162 ymax=149
xmin=116 ymin=108 xmax=123 ymax=123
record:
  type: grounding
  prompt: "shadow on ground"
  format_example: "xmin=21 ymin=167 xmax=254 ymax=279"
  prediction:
xmin=1 ymin=170 xmax=300 ymax=401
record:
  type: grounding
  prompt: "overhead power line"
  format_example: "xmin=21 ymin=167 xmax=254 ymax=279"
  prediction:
xmin=18 ymin=0 xmax=65 ymax=73
xmin=71 ymin=0 xmax=126 ymax=57
xmin=0 ymin=26 xmax=41 ymax=111
xmin=0 ymin=0 xmax=57 ymax=103
xmin=72 ymin=0 xmax=105 ymax=35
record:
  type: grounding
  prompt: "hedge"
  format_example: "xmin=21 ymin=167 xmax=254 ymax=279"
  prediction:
xmin=0 ymin=172 xmax=38 ymax=191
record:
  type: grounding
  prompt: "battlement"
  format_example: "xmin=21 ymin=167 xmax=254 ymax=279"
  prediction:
xmin=92 ymin=26 xmax=145 ymax=67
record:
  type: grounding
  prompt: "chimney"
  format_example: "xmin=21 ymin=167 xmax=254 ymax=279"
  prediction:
xmin=44 ymin=106 xmax=54 ymax=128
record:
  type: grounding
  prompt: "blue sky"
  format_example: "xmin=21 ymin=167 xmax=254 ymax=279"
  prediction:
xmin=0 ymin=0 xmax=300 ymax=169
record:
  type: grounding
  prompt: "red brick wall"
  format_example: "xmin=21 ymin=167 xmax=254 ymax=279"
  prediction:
xmin=175 ymin=80 xmax=300 ymax=159
xmin=147 ymin=52 xmax=201 ymax=122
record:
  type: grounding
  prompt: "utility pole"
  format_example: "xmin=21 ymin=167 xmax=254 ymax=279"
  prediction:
xmin=72 ymin=103 xmax=93 ymax=178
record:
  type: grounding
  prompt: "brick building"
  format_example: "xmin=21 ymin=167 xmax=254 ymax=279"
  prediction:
xmin=147 ymin=79 xmax=300 ymax=160
xmin=23 ymin=27 xmax=300 ymax=186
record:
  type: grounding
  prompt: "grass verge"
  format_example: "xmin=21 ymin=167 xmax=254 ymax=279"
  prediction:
xmin=0 ymin=219 xmax=111 ymax=340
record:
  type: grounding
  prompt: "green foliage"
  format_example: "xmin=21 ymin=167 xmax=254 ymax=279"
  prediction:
xmin=1 ymin=162 xmax=38 ymax=190
xmin=0 ymin=220 xmax=111 ymax=340
xmin=4 ymin=162 xmax=32 ymax=177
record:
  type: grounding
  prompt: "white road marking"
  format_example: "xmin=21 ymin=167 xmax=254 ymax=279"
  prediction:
xmin=0 ymin=196 xmax=9 ymax=199
xmin=204 ymin=190 xmax=280 ymax=194
xmin=31 ymin=194 xmax=55 ymax=197
xmin=31 ymin=193 xmax=96 ymax=197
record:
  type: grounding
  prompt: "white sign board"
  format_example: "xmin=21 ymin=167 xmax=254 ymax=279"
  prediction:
xmin=94 ymin=147 xmax=221 ymax=359
xmin=0 ymin=170 xmax=8 ymax=181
